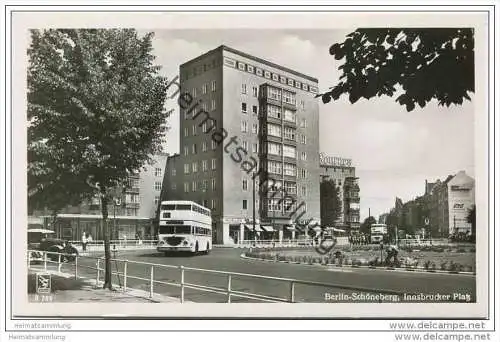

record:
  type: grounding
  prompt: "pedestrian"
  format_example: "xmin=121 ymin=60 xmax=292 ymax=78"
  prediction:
xmin=86 ymin=233 xmax=93 ymax=251
xmin=385 ymin=244 xmax=399 ymax=266
xmin=81 ymin=232 xmax=87 ymax=252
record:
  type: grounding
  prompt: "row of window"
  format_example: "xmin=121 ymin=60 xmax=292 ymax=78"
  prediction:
xmin=241 ymin=84 xmax=259 ymax=97
xmin=223 ymin=56 xmax=319 ymax=94
xmin=263 ymin=199 xmax=307 ymax=213
xmin=159 ymin=225 xmax=211 ymax=236
xmin=183 ymin=110 xmax=307 ymax=138
xmin=189 ymin=80 xmax=217 ymax=99
xmin=175 ymin=161 xmax=308 ymax=179
xmin=241 ymin=83 xmax=308 ymax=111
xmin=182 ymin=99 xmax=217 ymax=121
xmin=322 ymin=167 xmax=355 ymax=174
xmin=265 ymin=161 xmax=308 ymax=178
xmin=264 ymin=123 xmax=307 ymax=144
xmin=240 ymin=120 xmax=259 ymax=134
xmin=181 ymin=136 xmax=308 ymax=160
xmin=265 ymin=104 xmax=307 ymax=127
xmin=241 ymin=102 xmax=259 ymax=115
xmin=183 ymin=140 xmax=219 ymax=153
xmin=237 ymin=198 xmax=308 ymax=212
xmin=160 ymin=203 xmax=211 ymax=216
xmin=240 ymin=179 xmax=307 ymax=195
xmin=177 ymin=179 xmax=217 ymax=193
xmin=265 ymin=142 xmax=307 ymax=160
xmin=267 ymin=86 xmax=297 ymax=105
xmin=184 ymin=159 xmax=217 ymax=174
xmin=267 ymin=160 xmax=297 ymax=176
xmin=182 ymin=140 xmax=260 ymax=158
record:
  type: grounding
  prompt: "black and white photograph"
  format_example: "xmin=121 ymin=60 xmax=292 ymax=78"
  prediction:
xmin=3 ymin=4 xmax=497 ymax=338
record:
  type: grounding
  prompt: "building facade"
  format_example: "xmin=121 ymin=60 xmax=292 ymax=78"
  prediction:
xmin=319 ymin=153 xmax=360 ymax=232
xmin=383 ymin=171 xmax=475 ymax=238
xmin=162 ymin=45 xmax=321 ymax=244
xmin=446 ymin=171 xmax=475 ymax=234
xmin=32 ymin=153 xmax=168 ymax=241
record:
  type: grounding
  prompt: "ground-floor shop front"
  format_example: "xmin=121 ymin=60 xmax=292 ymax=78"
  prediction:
xmin=212 ymin=216 xmax=312 ymax=245
xmin=41 ymin=214 xmax=153 ymax=242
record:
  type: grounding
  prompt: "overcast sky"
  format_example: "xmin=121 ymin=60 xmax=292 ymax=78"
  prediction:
xmin=148 ymin=29 xmax=475 ymax=221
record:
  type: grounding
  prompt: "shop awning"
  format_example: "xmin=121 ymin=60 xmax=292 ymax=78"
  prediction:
xmin=261 ymin=225 xmax=274 ymax=232
xmin=333 ymin=228 xmax=346 ymax=233
xmin=285 ymin=225 xmax=296 ymax=231
xmin=245 ymin=224 xmax=262 ymax=232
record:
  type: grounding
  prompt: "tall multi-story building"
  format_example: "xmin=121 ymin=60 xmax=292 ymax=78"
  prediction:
xmin=31 ymin=153 xmax=168 ymax=241
xmin=319 ymin=153 xmax=360 ymax=232
xmin=162 ymin=45 xmax=321 ymax=245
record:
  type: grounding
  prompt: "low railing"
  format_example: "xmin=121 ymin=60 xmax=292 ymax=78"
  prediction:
xmin=237 ymin=239 xmax=314 ymax=247
xmin=70 ymin=239 xmax=316 ymax=249
xmin=28 ymin=249 xmax=408 ymax=303
xmin=397 ymin=239 xmax=475 ymax=248
xmin=70 ymin=239 xmax=158 ymax=248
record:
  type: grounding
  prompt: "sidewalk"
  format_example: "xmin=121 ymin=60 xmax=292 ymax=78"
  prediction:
xmin=28 ymin=269 xmax=184 ymax=303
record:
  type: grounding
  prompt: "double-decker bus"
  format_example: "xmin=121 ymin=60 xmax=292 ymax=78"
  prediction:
xmin=157 ymin=200 xmax=212 ymax=255
xmin=370 ymin=224 xmax=388 ymax=243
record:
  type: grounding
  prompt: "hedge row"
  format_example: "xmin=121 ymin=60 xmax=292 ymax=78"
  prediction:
xmin=248 ymin=245 xmax=476 ymax=254
xmin=245 ymin=252 xmax=475 ymax=273
xmin=325 ymin=245 xmax=475 ymax=253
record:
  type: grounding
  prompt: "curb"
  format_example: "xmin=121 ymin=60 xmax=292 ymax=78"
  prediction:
xmin=28 ymin=268 xmax=186 ymax=303
xmin=240 ymin=253 xmax=476 ymax=276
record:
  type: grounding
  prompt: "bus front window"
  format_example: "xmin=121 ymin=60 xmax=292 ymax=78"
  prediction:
xmin=159 ymin=225 xmax=192 ymax=234
xmin=176 ymin=226 xmax=192 ymax=234
xmin=159 ymin=226 xmax=175 ymax=234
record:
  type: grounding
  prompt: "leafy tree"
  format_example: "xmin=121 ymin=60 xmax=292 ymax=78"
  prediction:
xmin=320 ymin=179 xmax=342 ymax=227
xmin=360 ymin=216 xmax=377 ymax=235
xmin=28 ymin=29 xmax=169 ymax=289
xmin=466 ymin=205 xmax=476 ymax=237
xmin=321 ymin=28 xmax=474 ymax=111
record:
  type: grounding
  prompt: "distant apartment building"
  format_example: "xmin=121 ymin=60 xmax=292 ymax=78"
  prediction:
xmin=427 ymin=176 xmax=453 ymax=237
xmin=378 ymin=213 xmax=389 ymax=224
xmin=318 ymin=153 xmax=360 ymax=232
xmin=31 ymin=153 xmax=168 ymax=241
xmin=439 ymin=171 xmax=475 ymax=235
xmin=384 ymin=170 xmax=475 ymax=238
xmin=161 ymin=45 xmax=321 ymax=245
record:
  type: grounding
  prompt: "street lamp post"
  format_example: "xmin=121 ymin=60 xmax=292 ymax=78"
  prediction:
xmin=252 ymin=172 xmax=256 ymax=232
xmin=395 ymin=225 xmax=398 ymax=246
xmin=113 ymin=198 xmax=121 ymax=242
xmin=113 ymin=202 xmax=116 ymax=241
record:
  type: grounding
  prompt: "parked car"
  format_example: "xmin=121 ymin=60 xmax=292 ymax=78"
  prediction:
xmin=28 ymin=228 xmax=78 ymax=262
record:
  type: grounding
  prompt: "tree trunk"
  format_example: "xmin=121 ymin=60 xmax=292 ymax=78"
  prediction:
xmin=101 ymin=195 xmax=112 ymax=290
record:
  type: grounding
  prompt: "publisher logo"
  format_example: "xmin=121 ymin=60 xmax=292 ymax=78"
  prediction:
xmin=36 ymin=273 xmax=51 ymax=294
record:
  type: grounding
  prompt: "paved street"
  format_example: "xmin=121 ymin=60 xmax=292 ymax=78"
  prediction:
xmin=51 ymin=248 xmax=475 ymax=303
